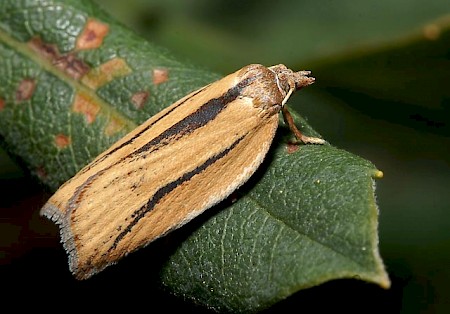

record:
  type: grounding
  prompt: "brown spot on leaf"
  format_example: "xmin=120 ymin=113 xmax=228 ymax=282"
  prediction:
xmin=81 ymin=58 xmax=131 ymax=89
xmin=35 ymin=166 xmax=47 ymax=180
xmin=72 ymin=93 xmax=100 ymax=123
xmin=76 ymin=19 xmax=109 ymax=50
xmin=54 ymin=134 xmax=71 ymax=148
xmin=16 ymin=78 xmax=36 ymax=102
xmin=28 ymin=37 xmax=90 ymax=80
xmin=0 ymin=98 xmax=5 ymax=111
xmin=152 ymin=68 xmax=169 ymax=85
xmin=286 ymin=142 xmax=300 ymax=154
xmin=54 ymin=54 xmax=90 ymax=80
xmin=28 ymin=37 xmax=59 ymax=60
xmin=104 ymin=117 xmax=125 ymax=136
xmin=131 ymin=91 xmax=149 ymax=109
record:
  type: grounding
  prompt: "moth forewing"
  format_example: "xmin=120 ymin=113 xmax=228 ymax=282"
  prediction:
xmin=41 ymin=64 xmax=322 ymax=279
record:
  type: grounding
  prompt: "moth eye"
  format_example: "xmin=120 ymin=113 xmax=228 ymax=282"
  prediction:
xmin=277 ymin=74 xmax=291 ymax=92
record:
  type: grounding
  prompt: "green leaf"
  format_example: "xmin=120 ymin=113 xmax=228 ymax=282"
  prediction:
xmin=161 ymin=136 xmax=388 ymax=312
xmin=0 ymin=0 xmax=388 ymax=312
xmin=0 ymin=0 xmax=219 ymax=190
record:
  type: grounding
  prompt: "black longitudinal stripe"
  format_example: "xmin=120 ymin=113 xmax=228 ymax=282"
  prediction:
xmin=109 ymin=86 xmax=210 ymax=157
xmin=108 ymin=134 xmax=246 ymax=252
xmin=69 ymin=75 xmax=257 ymax=218
xmin=78 ymin=86 xmax=209 ymax=174
xmin=132 ymin=76 xmax=256 ymax=156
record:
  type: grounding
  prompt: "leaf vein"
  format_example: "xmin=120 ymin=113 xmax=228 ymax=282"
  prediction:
xmin=246 ymin=194 xmax=368 ymax=268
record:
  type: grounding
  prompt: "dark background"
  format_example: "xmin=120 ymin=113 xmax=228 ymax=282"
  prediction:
xmin=1 ymin=0 xmax=449 ymax=312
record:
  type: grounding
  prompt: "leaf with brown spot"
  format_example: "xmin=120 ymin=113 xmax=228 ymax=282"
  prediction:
xmin=0 ymin=0 xmax=389 ymax=313
xmin=0 ymin=0 xmax=218 ymax=191
xmin=54 ymin=54 xmax=91 ymax=80
xmin=76 ymin=18 xmax=110 ymax=50
xmin=81 ymin=58 xmax=132 ymax=89
xmin=28 ymin=37 xmax=60 ymax=61
xmin=72 ymin=93 xmax=100 ymax=124
xmin=15 ymin=78 xmax=36 ymax=102
xmin=131 ymin=91 xmax=149 ymax=109
xmin=54 ymin=134 xmax=71 ymax=148
xmin=286 ymin=142 xmax=300 ymax=154
xmin=29 ymin=37 xmax=90 ymax=80
xmin=104 ymin=116 xmax=125 ymax=136
xmin=152 ymin=68 xmax=169 ymax=85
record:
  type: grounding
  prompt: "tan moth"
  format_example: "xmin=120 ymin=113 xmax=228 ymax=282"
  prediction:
xmin=41 ymin=64 xmax=324 ymax=279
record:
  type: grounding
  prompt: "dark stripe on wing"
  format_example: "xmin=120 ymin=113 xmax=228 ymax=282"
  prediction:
xmin=79 ymin=86 xmax=209 ymax=174
xmin=132 ymin=76 xmax=255 ymax=157
xmin=109 ymin=134 xmax=246 ymax=252
xmin=69 ymin=76 xmax=257 ymax=219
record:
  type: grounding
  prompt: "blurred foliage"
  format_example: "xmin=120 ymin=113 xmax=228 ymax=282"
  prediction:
xmin=1 ymin=0 xmax=450 ymax=312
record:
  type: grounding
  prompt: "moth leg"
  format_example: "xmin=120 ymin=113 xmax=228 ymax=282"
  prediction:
xmin=281 ymin=104 xmax=325 ymax=145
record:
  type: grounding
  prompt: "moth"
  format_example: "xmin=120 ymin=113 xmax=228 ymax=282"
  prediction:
xmin=41 ymin=64 xmax=324 ymax=279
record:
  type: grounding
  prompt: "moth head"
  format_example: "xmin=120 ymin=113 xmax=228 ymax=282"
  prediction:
xmin=268 ymin=64 xmax=315 ymax=107
xmin=237 ymin=64 xmax=314 ymax=113
xmin=269 ymin=64 xmax=315 ymax=94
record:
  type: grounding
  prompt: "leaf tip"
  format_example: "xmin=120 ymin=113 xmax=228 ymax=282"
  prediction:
xmin=372 ymin=170 xmax=384 ymax=179
xmin=379 ymin=274 xmax=391 ymax=289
